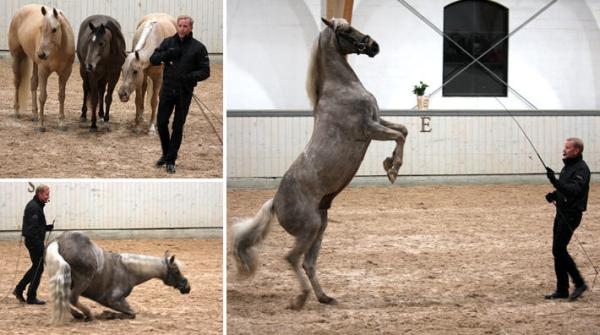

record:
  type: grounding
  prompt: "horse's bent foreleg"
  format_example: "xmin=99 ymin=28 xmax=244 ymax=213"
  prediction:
xmin=98 ymin=298 xmax=135 ymax=319
xmin=302 ymin=210 xmax=337 ymax=305
xmin=364 ymin=120 xmax=407 ymax=183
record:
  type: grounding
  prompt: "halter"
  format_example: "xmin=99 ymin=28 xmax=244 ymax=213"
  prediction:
xmin=163 ymin=259 xmax=189 ymax=291
xmin=336 ymin=30 xmax=371 ymax=54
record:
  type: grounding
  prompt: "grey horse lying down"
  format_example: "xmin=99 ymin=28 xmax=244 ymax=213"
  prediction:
xmin=45 ymin=231 xmax=190 ymax=324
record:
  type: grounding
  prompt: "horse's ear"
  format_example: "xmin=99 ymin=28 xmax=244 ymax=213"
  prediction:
xmin=41 ymin=6 xmax=47 ymax=16
xmin=321 ymin=17 xmax=334 ymax=29
xmin=169 ymin=255 xmax=176 ymax=265
xmin=135 ymin=51 xmax=140 ymax=60
xmin=53 ymin=8 xmax=59 ymax=18
xmin=89 ymin=22 xmax=95 ymax=31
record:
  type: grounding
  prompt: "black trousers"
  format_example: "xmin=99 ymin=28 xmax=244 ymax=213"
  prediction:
xmin=157 ymin=87 xmax=193 ymax=164
xmin=16 ymin=237 xmax=45 ymax=300
xmin=552 ymin=210 xmax=584 ymax=293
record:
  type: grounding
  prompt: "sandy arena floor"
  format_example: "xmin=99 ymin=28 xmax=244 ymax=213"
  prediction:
xmin=0 ymin=238 xmax=222 ymax=335
xmin=227 ymin=183 xmax=600 ymax=334
xmin=0 ymin=57 xmax=222 ymax=178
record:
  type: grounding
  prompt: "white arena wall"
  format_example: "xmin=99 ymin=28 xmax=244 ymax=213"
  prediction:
xmin=227 ymin=111 xmax=600 ymax=179
xmin=0 ymin=180 xmax=223 ymax=240
xmin=1 ymin=0 xmax=223 ymax=56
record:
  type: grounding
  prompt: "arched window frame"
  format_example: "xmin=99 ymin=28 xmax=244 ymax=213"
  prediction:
xmin=443 ymin=0 xmax=509 ymax=97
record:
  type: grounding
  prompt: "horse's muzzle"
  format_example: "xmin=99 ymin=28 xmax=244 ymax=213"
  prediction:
xmin=366 ymin=40 xmax=379 ymax=58
xmin=178 ymin=278 xmax=191 ymax=294
xmin=118 ymin=90 xmax=130 ymax=102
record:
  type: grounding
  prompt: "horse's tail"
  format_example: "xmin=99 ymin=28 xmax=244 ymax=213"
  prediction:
xmin=45 ymin=241 xmax=72 ymax=325
xmin=232 ymin=198 xmax=275 ymax=278
xmin=15 ymin=56 xmax=32 ymax=115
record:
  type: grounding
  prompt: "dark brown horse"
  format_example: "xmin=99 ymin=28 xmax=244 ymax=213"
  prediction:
xmin=77 ymin=15 xmax=126 ymax=131
xmin=45 ymin=231 xmax=190 ymax=324
xmin=233 ymin=18 xmax=407 ymax=310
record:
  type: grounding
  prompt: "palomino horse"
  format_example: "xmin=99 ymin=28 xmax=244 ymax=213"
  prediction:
xmin=77 ymin=15 xmax=126 ymax=131
xmin=8 ymin=4 xmax=75 ymax=132
xmin=118 ymin=13 xmax=176 ymax=134
xmin=45 ymin=231 xmax=190 ymax=324
xmin=233 ymin=18 xmax=407 ymax=310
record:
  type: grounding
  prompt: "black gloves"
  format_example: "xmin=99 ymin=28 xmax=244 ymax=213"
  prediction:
xmin=47 ymin=224 xmax=54 ymax=232
xmin=545 ymin=192 xmax=556 ymax=203
xmin=164 ymin=47 xmax=181 ymax=61
xmin=546 ymin=167 xmax=558 ymax=185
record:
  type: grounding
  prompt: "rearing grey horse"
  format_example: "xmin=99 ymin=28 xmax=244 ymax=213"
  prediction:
xmin=233 ymin=17 xmax=407 ymax=310
xmin=45 ymin=231 xmax=190 ymax=324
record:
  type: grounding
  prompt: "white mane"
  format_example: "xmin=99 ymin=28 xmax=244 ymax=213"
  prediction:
xmin=134 ymin=19 xmax=157 ymax=51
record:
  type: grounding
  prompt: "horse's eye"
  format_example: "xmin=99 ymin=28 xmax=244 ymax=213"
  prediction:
xmin=52 ymin=28 xmax=57 ymax=33
xmin=133 ymin=70 xmax=138 ymax=75
xmin=99 ymin=42 xmax=104 ymax=47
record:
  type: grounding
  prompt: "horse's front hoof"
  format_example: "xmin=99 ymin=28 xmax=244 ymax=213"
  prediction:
xmin=58 ymin=125 xmax=67 ymax=132
xmin=387 ymin=170 xmax=397 ymax=184
xmin=383 ymin=157 xmax=393 ymax=171
xmin=36 ymin=127 xmax=46 ymax=133
xmin=89 ymin=127 xmax=97 ymax=133
xmin=31 ymin=116 xmax=39 ymax=122
xmin=13 ymin=113 xmax=20 ymax=119
xmin=80 ymin=116 xmax=87 ymax=122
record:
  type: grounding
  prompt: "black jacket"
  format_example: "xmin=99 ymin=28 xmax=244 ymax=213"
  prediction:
xmin=550 ymin=155 xmax=590 ymax=212
xmin=22 ymin=196 xmax=52 ymax=240
xmin=149 ymin=32 xmax=210 ymax=93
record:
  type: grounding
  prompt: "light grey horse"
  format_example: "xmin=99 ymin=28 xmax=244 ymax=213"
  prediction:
xmin=233 ymin=17 xmax=407 ymax=310
xmin=45 ymin=231 xmax=190 ymax=324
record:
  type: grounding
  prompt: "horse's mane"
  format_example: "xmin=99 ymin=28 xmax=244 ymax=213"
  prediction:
xmin=120 ymin=253 xmax=184 ymax=271
xmin=104 ymin=20 xmax=126 ymax=58
xmin=134 ymin=20 xmax=156 ymax=52
xmin=306 ymin=18 xmax=349 ymax=109
xmin=306 ymin=37 xmax=319 ymax=109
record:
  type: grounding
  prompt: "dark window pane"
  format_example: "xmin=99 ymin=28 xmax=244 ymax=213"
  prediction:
xmin=443 ymin=0 xmax=508 ymax=97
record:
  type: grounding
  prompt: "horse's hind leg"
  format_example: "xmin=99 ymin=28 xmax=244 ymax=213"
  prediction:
xmin=283 ymin=210 xmax=321 ymax=310
xmin=11 ymin=51 xmax=26 ymax=117
xmin=69 ymin=278 xmax=93 ymax=320
xmin=302 ymin=209 xmax=337 ymax=305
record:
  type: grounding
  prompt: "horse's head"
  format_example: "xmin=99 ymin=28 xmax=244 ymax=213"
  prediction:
xmin=321 ymin=17 xmax=379 ymax=57
xmin=162 ymin=253 xmax=190 ymax=294
xmin=37 ymin=6 xmax=63 ymax=61
xmin=84 ymin=23 xmax=112 ymax=72
xmin=118 ymin=51 xmax=145 ymax=102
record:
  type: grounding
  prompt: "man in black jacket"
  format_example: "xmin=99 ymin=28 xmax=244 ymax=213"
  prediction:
xmin=544 ymin=137 xmax=590 ymax=301
xmin=149 ymin=15 xmax=210 ymax=174
xmin=14 ymin=184 xmax=53 ymax=305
